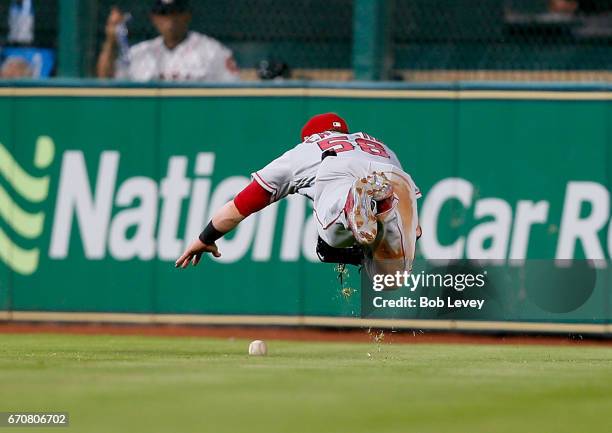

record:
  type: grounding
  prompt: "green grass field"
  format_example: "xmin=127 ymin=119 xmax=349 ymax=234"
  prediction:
xmin=0 ymin=333 xmax=611 ymax=433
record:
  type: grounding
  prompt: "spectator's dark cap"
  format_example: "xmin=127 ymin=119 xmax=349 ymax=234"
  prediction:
xmin=151 ymin=0 xmax=190 ymax=15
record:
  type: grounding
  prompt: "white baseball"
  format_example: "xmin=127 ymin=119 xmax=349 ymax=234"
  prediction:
xmin=248 ymin=340 xmax=267 ymax=356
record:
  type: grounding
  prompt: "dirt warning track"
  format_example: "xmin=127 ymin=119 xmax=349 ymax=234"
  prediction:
xmin=1 ymin=322 xmax=611 ymax=347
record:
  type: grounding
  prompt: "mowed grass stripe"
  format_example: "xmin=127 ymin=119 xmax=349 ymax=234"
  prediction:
xmin=0 ymin=333 xmax=610 ymax=433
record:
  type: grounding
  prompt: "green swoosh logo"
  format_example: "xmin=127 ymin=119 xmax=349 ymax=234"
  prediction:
xmin=0 ymin=136 xmax=55 ymax=275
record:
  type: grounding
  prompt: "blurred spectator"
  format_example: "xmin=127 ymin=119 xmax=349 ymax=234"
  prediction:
xmin=548 ymin=0 xmax=612 ymax=37
xmin=549 ymin=0 xmax=612 ymax=15
xmin=0 ymin=48 xmax=55 ymax=78
xmin=548 ymin=0 xmax=578 ymax=14
xmin=0 ymin=57 xmax=33 ymax=79
xmin=8 ymin=0 xmax=34 ymax=45
xmin=257 ymin=59 xmax=291 ymax=80
xmin=96 ymin=0 xmax=239 ymax=82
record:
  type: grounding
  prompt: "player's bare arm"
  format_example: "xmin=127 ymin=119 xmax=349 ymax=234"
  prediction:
xmin=176 ymin=179 xmax=272 ymax=268
xmin=175 ymin=200 xmax=246 ymax=268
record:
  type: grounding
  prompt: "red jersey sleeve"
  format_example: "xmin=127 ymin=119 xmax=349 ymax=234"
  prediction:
xmin=233 ymin=180 xmax=273 ymax=217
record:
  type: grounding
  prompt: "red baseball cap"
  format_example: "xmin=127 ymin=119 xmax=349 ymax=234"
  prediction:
xmin=301 ymin=113 xmax=349 ymax=140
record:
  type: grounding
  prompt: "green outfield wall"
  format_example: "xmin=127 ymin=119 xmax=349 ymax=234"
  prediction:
xmin=0 ymin=82 xmax=611 ymax=333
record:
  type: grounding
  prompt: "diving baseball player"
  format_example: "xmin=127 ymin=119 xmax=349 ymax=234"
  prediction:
xmin=176 ymin=113 xmax=421 ymax=280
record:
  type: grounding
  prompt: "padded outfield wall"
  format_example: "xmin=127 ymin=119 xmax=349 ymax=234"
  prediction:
xmin=0 ymin=81 xmax=611 ymax=334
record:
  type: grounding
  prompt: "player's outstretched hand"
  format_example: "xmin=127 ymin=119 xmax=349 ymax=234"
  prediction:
xmin=175 ymin=238 xmax=221 ymax=269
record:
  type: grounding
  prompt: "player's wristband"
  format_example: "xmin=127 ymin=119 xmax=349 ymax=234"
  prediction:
xmin=199 ymin=221 xmax=225 ymax=245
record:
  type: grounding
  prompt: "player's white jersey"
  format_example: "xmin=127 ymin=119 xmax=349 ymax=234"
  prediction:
xmin=252 ymin=131 xmax=421 ymax=203
xmin=116 ymin=31 xmax=239 ymax=82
